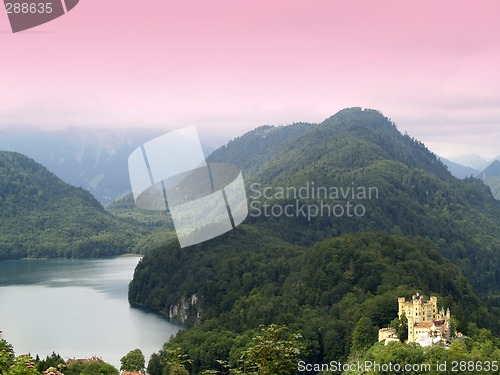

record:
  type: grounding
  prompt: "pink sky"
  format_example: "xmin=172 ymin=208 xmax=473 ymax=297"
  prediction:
xmin=1 ymin=0 xmax=499 ymax=159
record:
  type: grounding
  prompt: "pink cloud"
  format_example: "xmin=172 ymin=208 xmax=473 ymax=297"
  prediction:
xmin=1 ymin=0 xmax=499 ymax=157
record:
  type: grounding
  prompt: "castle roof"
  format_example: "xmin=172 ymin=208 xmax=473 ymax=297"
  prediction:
xmin=66 ymin=356 xmax=104 ymax=367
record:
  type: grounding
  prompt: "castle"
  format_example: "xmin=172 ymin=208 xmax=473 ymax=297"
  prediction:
xmin=379 ymin=293 xmax=451 ymax=346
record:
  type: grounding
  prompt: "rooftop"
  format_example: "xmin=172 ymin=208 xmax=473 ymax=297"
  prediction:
xmin=66 ymin=356 xmax=105 ymax=367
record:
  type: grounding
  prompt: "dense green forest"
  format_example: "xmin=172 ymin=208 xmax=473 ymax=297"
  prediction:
xmin=0 ymin=151 xmax=150 ymax=259
xmin=106 ymin=192 xmax=178 ymax=253
xmin=209 ymin=107 xmax=500 ymax=294
xmin=130 ymin=231 xmax=500 ymax=374
xmin=129 ymin=108 xmax=500 ymax=374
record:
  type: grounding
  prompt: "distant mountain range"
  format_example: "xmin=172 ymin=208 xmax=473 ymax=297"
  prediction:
xmin=0 ymin=128 xmax=214 ymax=205
xmin=438 ymin=156 xmax=481 ymax=179
xmin=1 ymin=126 xmax=496 ymax=204
xmin=447 ymin=153 xmax=491 ymax=170
xmin=439 ymin=155 xmax=500 ymax=199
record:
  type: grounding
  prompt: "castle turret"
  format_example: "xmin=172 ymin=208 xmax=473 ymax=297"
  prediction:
xmin=398 ymin=297 xmax=406 ymax=318
xmin=438 ymin=307 xmax=445 ymax=320
xmin=430 ymin=296 xmax=438 ymax=313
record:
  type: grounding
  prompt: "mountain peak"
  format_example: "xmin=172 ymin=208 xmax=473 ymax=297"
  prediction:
xmin=210 ymin=107 xmax=450 ymax=181
xmin=322 ymin=107 xmax=396 ymax=131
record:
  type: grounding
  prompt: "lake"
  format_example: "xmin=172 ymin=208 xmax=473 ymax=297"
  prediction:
xmin=0 ymin=257 xmax=182 ymax=369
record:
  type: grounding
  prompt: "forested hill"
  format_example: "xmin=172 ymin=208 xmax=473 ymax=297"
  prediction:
xmin=130 ymin=107 xmax=500 ymax=315
xmin=0 ymin=151 xmax=145 ymax=259
xmin=128 ymin=108 xmax=500 ymax=373
xmin=130 ymin=230 xmax=500 ymax=373
xmin=210 ymin=107 xmax=452 ymax=181
xmin=208 ymin=107 xmax=500 ymax=293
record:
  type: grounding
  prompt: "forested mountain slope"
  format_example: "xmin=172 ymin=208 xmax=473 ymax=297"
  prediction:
xmin=208 ymin=107 xmax=500 ymax=292
xmin=0 ymin=151 xmax=146 ymax=259
xmin=129 ymin=108 xmax=500 ymax=372
xmin=130 ymin=230 xmax=500 ymax=373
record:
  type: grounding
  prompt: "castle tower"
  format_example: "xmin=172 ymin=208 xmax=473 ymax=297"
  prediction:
xmin=430 ymin=296 xmax=438 ymax=314
xmin=398 ymin=297 xmax=406 ymax=318
xmin=407 ymin=320 xmax=415 ymax=342
xmin=439 ymin=307 xmax=445 ymax=320
xmin=414 ymin=294 xmax=423 ymax=323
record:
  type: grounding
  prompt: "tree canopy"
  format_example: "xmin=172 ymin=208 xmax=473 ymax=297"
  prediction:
xmin=120 ymin=349 xmax=145 ymax=372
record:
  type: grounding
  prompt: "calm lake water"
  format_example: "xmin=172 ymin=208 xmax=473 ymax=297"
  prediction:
xmin=0 ymin=257 xmax=182 ymax=369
